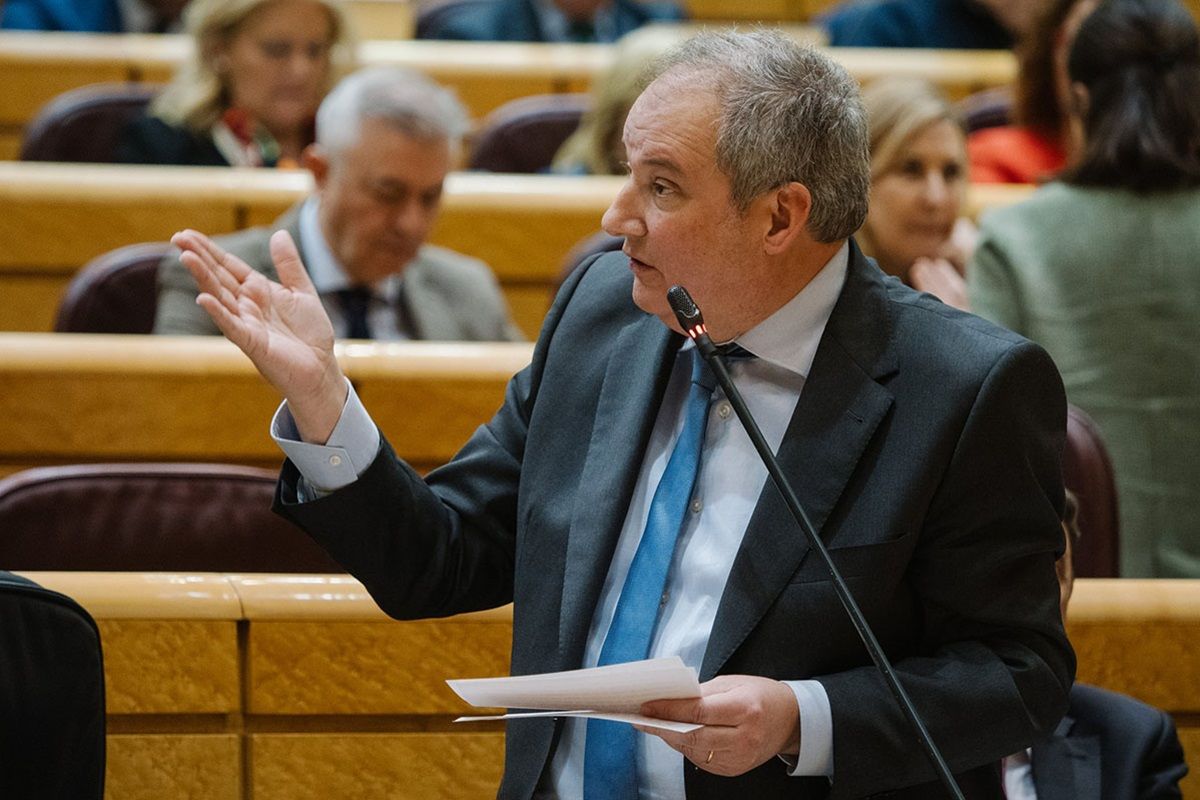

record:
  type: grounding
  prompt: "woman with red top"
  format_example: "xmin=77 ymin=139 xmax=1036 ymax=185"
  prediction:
xmin=117 ymin=0 xmax=354 ymax=167
xmin=967 ymin=0 xmax=1098 ymax=184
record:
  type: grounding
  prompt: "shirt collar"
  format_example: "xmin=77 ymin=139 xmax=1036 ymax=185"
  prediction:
xmin=733 ymin=241 xmax=849 ymax=378
xmin=298 ymin=197 xmax=403 ymax=300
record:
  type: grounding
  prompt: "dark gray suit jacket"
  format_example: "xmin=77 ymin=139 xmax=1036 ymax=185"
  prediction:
xmin=277 ymin=243 xmax=1074 ymax=798
xmin=154 ymin=205 xmax=524 ymax=342
xmin=1029 ymin=683 xmax=1187 ymax=799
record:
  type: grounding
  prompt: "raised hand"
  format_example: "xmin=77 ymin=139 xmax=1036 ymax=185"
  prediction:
xmin=172 ymin=228 xmax=348 ymax=443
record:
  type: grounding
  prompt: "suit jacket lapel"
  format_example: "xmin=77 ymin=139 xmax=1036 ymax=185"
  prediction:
xmin=702 ymin=243 xmax=897 ymax=679
xmin=557 ymin=315 xmax=679 ymax=667
xmin=1031 ymin=715 xmax=1101 ymax=799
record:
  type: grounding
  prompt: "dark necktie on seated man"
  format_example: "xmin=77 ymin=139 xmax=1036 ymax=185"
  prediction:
xmin=567 ymin=17 xmax=596 ymax=42
xmin=583 ymin=348 xmax=718 ymax=800
xmin=333 ymin=286 xmax=417 ymax=340
xmin=335 ymin=287 xmax=372 ymax=340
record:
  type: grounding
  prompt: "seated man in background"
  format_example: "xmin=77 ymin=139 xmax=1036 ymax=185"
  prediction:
xmin=1 ymin=0 xmax=187 ymax=32
xmin=1005 ymin=492 xmax=1188 ymax=798
xmin=156 ymin=66 xmax=524 ymax=342
xmin=421 ymin=0 xmax=683 ymax=43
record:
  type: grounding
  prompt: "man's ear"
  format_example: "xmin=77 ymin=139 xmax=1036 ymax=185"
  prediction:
xmin=763 ymin=181 xmax=812 ymax=255
xmin=303 ymin=144 xmax=330 ymax=190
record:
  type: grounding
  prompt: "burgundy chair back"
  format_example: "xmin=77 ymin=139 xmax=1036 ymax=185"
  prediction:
xmin=54 ymin=242 xmax=171 ymax=333
xmin=469 ymin=93 xmax=591 ymax=173
xmin=0 ymin=463 xmax=343 ymax=573
xmin=1063 ymin=404 xmax=1120 ymax=577
xmin=21 ymin=82 xmax=158 ymax=163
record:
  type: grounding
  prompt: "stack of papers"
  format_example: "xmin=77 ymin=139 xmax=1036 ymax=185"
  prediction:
xmin=448 ymin=656 xmax=703 ymax=733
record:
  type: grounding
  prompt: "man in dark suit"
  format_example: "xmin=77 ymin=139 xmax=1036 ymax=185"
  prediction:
xmin=420 ymin=0 xmax=683 ymax=43
xmin=1003 ymin=495 xmax=1187 ymax=799
xmin=0 ymin=0 xmax=186 ymax=32
xmin=172 ymin=30 xmax=1073 ymax=798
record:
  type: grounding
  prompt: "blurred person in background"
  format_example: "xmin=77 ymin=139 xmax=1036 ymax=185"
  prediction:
xmin=116 ymin=0 xmax=353 ymax=166
xmin=156 ymin=66 xmax=523 ymax=342
xmin=968 ymin=0 xmax=1099 ymax=183
xmin=856 ymin=76 xmax=976 ymax=309
xmin=970 ymin=0 xmax=1200 ymax=577
xmin=1 ymin=0 xmax=189 ymax=32
xmin=551 ymin=26 xmax=687 ymax=175
xmin=420 ymin=0 xmax=683 ymax=43
xmin=821 ymin=0 xmax=1047 ymax=49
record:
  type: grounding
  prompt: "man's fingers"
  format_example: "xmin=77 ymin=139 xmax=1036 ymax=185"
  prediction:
xmin=195 ymin=292 xmax=253 ymax=349
xmin=174 ymin=229 xmax=254 ymax=281
xmin=269 ymin=230 xmax=318 ymax=295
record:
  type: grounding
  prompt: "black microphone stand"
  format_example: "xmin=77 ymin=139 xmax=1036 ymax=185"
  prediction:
xmin=667 ymin=286 xmax=966 ymax=800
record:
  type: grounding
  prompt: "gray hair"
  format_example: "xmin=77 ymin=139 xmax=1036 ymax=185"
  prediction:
xmin=652 ymin=30 xmax=870 ymax=242
xmin=316 ymin=65 xmax=470 ymax=155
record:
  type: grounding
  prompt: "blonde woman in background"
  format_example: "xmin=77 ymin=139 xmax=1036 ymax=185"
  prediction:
xmin=551 ymin=26 xmax=687 ymax=175
xmin=857 ymin=76 xmax=976 ymax=309
xmin=117 ymin=0 xmax=354 ymax=167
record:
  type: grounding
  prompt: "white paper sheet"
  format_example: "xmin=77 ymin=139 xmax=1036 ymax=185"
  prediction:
xmin=448 ymin=656 xmax=703 ymax=732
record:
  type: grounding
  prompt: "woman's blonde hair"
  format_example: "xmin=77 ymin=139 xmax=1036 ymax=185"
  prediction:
xmin=552 ymin=26 xmax=689 ymax=175
xmin=860 ymin=76 xmax=962 ymax=180
xmin=152 ymin=0 xmax=355 ymax=131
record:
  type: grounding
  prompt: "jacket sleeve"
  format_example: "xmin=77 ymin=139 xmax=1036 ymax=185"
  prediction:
xmin=272 ymin=253 xmax=596 ymax=618
xmin=819 ymin=339 xmax=1074 ymax=797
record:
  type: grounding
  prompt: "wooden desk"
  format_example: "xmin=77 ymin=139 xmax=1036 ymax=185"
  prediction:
xmin=21 ymin=572 xmax=510 ymax=800
xmin=0 ymin=162 xmax=624 ymax=338
xmin=17 ymin=572 xmax=1200 ymax=799
xmin=0 ymin=31 xmax=1018 ymax=158
xmin=0 ymin=333 xmax=531 ymax=478
xmin=0 ymin=163 xmax=1033 ymax=339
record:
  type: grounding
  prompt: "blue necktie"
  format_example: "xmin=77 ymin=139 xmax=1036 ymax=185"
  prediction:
xmin=583 ymin=348 xmax=717 ymax=800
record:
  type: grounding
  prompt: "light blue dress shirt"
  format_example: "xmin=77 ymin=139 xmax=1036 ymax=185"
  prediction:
xmin=273 ymin=243 xmax=851 ymax=795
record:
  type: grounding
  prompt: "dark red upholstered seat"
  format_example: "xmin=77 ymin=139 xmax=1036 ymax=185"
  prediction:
xmin=20 ymin=82 xmax=158 ymax=163
xmin=1064 ymin=404 xmax=1120 ymax=577
xmin=0 ymin=463 xmax=342 ymax=573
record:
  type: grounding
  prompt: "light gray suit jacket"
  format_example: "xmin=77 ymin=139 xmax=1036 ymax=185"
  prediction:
xmin=153 ymin=206 xmax=525 ymax=342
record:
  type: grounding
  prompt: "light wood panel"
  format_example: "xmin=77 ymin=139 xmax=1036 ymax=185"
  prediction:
xmin=0 ymin=333 xmax=529 ymax=476
xmin=15 ymin=572 xmax=1198 ymax=798
xmin=0 ymin=163 xmax=620 ymax=338
xmin=0 ymin=31 xmax=1018 ymax=151
xmin=0 ymin=163 xmax=1034 ymax=339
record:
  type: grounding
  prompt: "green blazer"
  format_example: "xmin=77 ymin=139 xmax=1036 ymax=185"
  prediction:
xmin=969 ymin=181 xmax=1200 ymax=577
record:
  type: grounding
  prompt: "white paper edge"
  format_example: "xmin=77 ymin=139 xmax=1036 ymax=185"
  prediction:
xmin=453 ymin=709 xmax=701 ymax=733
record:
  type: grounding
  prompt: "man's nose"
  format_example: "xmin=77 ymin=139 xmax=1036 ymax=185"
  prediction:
xmin=601 ymin=179 xmax=647 ymax=239
xmin=392 ymin=200 xmax=428 ymax=239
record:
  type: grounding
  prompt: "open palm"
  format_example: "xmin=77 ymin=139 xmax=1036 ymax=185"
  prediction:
xmin=172 ymin=229 xmax=346 ymax=436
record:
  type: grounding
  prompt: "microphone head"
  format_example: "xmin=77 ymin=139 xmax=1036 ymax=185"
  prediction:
xmin=667 ymin=285 xmax=705 ymax=336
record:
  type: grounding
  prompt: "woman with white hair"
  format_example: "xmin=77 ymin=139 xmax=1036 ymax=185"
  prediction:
xmin=117 ymin=0 xmax=354 ymax=166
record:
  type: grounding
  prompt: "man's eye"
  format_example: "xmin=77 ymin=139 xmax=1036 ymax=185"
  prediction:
xmin=652 ymin=181 xmax=672 ymax=196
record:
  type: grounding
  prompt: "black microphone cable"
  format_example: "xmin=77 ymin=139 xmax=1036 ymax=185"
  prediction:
xmin=667 ymin=284 xmax=966 ymax=800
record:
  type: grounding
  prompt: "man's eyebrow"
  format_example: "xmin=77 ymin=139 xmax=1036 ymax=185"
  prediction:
xmin=641 ymin=156 xmax=683 ymax=174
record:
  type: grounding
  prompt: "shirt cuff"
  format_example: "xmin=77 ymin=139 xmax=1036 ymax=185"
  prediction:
xmin=778 ymin=679 xmax=834 ymax=777
xmin=270 ymin=378 xmax=381 ymax=496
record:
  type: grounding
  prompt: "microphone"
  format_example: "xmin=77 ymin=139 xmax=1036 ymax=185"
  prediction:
xmin=667 ymin=286 xmax=966 ymax=800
